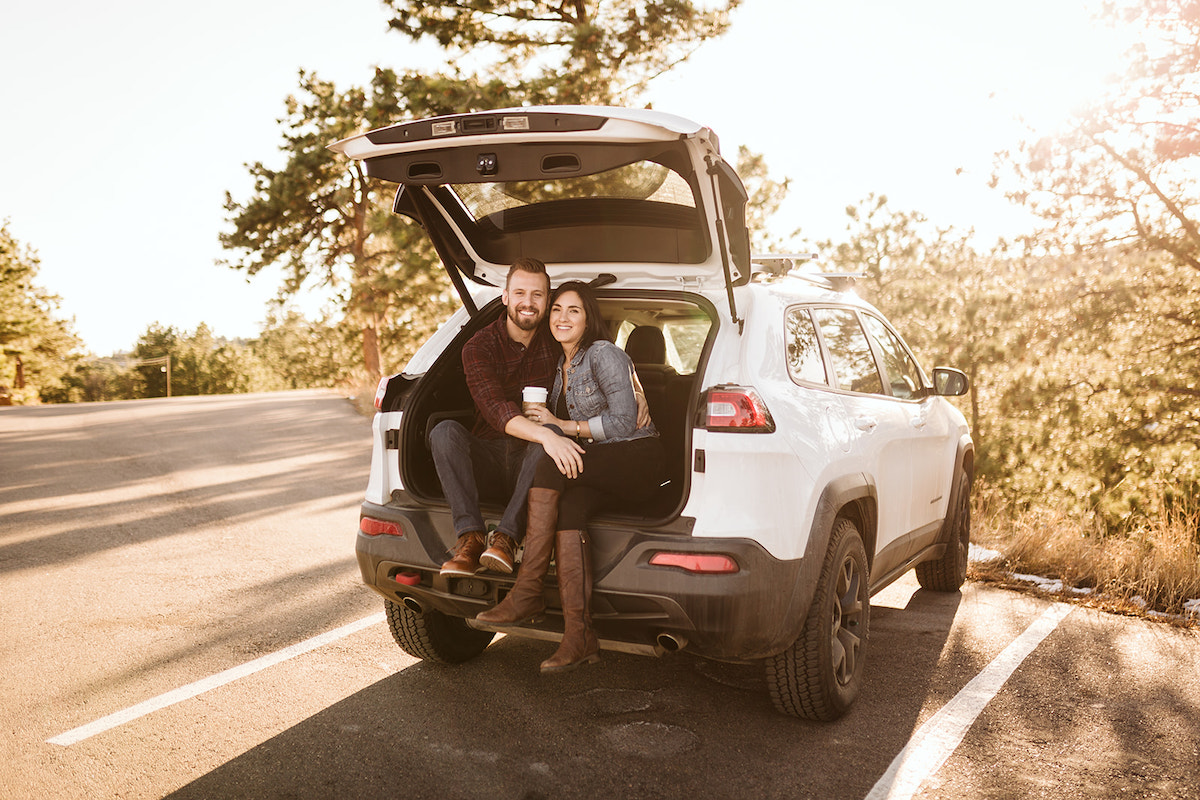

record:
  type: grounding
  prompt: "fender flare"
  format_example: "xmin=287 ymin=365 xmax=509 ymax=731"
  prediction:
xmin=932 ymin=436 xmax=975 ymax=549
xmin=774 ymin=474 xmax=877 ymax=653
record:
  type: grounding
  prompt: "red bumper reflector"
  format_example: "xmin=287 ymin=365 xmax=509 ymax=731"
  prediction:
xmin=649 ymin=552 xmax=739 ymax=574
xmin=373 ymin=376 xmax=388 ymax=410
xmin=395 ymin=572 xmax=421 ymax=586
xmin=360 ymin=517 xmax=403 ymax=537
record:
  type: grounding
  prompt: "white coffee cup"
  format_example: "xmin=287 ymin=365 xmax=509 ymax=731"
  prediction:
xmin=522 ymin=386 xmax=548 ymax=416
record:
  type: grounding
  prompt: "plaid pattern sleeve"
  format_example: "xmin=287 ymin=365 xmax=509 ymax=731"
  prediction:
xmin=462 ymin=318 xmax=557 ymax=439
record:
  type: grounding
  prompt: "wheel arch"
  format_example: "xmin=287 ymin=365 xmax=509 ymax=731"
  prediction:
xmin=775 ymin=474 xmax=877 ymax=654
xmin=958 ymin=435 xmax=975 ymax=484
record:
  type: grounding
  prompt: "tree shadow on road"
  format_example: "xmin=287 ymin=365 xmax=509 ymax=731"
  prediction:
xmin=0 ymin=391 xmax=371 ymax=575
xmin=929 ymin=604 xmax=1200 ymax=798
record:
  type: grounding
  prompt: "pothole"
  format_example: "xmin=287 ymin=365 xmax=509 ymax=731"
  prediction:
xmin=602 ymin=721 xmax=699 ymax=755
xmin=575 ymin=687 xmax=655 ymax=714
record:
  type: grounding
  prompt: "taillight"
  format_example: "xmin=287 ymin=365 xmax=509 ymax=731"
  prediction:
xmin=649 ymin=552 xmax=740 ymax=574
xmin=373 ymin=376 xmax=389 ymax=410
xmin=360 ymin=517 xmax=403 ymax=537
xmin=701 ymin=386 xmax=775 ymax=432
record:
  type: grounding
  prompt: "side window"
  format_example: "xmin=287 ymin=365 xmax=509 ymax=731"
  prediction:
xmin=812 ymin=308 xmax=884 ymax=395
xmin=615 ymin=315 xmax=711 ymax=375
xmin=784 ymin=307 xmax=828 ymax=385
xmin=861 ymin=315 xmax=925 ymax=400
xmin=662 ymin=319 xmax=711 ymax=375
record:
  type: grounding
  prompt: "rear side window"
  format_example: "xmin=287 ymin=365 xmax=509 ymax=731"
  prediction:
xmin=611 ymin=302 xmax=712 ymax=376
xmin=812 ymin=308 xmax=884 ymax=395
xmin=861 ymin=314 xmax=925 ymax=400
xmin=784 ymin=307 xmax=828 ymax=385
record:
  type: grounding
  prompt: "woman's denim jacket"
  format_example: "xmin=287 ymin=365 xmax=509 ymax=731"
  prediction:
xmin=549 ymin=340 xmax=658 ymax=443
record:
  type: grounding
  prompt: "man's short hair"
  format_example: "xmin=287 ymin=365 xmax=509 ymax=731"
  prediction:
xmin=506 ymin=257 xmax=550 ymax=291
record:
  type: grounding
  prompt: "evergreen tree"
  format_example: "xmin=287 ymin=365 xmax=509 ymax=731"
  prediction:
xmin=223 ymin=2 xmax=755 ymax=380
xmin=0 ymin=224 xmax=82 ymax=404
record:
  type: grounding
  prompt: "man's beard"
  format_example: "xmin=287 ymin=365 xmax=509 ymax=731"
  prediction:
xmin=508 ymin=304 xmax=543 ymax=332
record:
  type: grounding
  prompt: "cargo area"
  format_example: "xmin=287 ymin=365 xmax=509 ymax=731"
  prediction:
xmin=391 ymin=291 xmax=717 ymax=523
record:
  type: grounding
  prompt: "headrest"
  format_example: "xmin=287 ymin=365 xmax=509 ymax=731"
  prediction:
xmin=625 ymin=326 xmax=667 ymax=365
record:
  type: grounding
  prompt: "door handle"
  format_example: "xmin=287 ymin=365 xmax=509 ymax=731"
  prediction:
xmin=855 ymin=416 xmax=878 ymax=432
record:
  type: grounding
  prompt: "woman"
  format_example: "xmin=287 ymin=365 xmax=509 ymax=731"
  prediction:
xmin=476 ymin=281 xmax=663 ymax=673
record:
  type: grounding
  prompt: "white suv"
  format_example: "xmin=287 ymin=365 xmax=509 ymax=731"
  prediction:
xmin=332 ymin=107 xmax=973 ymax=721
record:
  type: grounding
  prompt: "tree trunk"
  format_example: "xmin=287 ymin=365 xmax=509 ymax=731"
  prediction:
xmin=362 ymin=324 xmax=382 ymax=379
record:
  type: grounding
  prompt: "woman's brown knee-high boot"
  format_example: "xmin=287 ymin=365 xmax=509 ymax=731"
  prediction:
xmin=475 ymin=488 xmax=559 ymax=625
xmin=540 ymin=529 xmax=600 ymax=673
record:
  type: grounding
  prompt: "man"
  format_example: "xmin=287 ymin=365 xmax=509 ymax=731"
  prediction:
xmin=429 ymin=257 xmax=588 ymax=576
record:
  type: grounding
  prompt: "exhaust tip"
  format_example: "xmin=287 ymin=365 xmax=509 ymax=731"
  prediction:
xmin=402 ymin=596 xmax=424 ymax=614
xmin=656 ymin=632 xmax=687 ymax=653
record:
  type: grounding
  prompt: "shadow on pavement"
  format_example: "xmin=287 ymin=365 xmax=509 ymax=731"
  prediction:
xmin=165 ymin=588 xmax=965 ymax=800
xmin=0 ymin=391 xmax=370 ymax=575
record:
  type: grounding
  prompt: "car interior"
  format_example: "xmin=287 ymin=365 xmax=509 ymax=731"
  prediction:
xmin=399 ymin=293 xmax=715 ymax=522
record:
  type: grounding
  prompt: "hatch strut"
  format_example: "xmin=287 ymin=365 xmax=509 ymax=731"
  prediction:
xmin=705 ymin=156 xmax=742 ymax=334
xmin=402 ymin=186 xmax=478 ymax=316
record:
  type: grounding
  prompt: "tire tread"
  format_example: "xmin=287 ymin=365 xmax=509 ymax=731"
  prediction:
xmin=384 ymin=599 xmax=494 ymax=664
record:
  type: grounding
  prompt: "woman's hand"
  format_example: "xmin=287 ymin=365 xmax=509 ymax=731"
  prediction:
xmin=525 ymin=406 xmax=563 ymax=428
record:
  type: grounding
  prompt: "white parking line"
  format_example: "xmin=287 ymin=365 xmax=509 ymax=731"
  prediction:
xmin=865 ymin=603 xmax=1073 ymax=800
xmin=47 ymin=612 xmax=386 ymax=747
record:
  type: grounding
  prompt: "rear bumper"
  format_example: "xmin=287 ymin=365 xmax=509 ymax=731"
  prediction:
xmin=357 ymin=500 xmax=810 ymax=661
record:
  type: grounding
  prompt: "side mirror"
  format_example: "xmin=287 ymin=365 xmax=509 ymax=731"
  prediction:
xmin=933 ymin=367 xmax=969 ymax=397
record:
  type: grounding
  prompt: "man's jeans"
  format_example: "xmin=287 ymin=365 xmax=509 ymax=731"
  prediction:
xmin=428 ymin=419 xmax=545 ymax=543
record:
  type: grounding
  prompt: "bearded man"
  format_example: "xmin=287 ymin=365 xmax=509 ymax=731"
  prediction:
xmin=430 ymin=257 xmax=584 ymax=576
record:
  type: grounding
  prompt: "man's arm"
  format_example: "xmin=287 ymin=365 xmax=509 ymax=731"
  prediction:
xmin=462 ymin=334 xmax=522 ymax=435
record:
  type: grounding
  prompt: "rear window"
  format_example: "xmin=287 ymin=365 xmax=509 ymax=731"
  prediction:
xmin=442 ymin=158 xmax=709 ymax=266
xmin=452 ymin=161 xmax=697 ymax=218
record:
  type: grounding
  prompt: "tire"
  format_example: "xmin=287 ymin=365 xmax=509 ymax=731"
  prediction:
xmin=384 ymin=599 xmax=495 ymax=664
xmin=915 ymin=465 xmax=971 ymax=592
xmin=766 ymin=517 xmax=870 ymax=721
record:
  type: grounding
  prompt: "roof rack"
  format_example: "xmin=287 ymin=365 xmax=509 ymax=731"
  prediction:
xmin=750 ymin=253 xmax=818 ymax=276
xmin=750 ymin=253 xmax=864 ymax=291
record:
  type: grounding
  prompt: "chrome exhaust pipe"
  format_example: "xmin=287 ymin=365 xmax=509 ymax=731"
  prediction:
xmin=656 ymin=632 xmax=687 ymax=653
xmin=402 ymin=595 xmax=424 ymax=614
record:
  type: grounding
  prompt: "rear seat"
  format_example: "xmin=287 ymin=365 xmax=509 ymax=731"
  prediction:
xmin=624 ymin=326 xmax=693 ymax=514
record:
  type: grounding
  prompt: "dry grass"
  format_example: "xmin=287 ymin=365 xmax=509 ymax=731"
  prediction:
xmin=342 ymin=375 xmax=382 ymax=417
xmin=970 ymin=481 xmax=1200 ymax=627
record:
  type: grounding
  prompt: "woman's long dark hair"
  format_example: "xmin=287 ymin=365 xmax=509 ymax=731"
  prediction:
xmin=551 ymin=280 xmax=611 ymax=351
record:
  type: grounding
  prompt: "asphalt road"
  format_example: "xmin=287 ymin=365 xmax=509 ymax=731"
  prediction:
xmin=1 ymin=391 xmax=1197 ymax=800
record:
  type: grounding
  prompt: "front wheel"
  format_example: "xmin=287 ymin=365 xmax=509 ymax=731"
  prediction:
xmin=384 ymin=599 xmax=495 ymax=664
xmin=916 ymin=465 xmax=971 ymax=592
xmin=766 ymin=517 xmax=870 ymax=721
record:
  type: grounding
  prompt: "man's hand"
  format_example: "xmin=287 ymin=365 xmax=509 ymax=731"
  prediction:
xmin=631 ymin=369 xmax=652 ymax=428
xmin=505 ymin=413 xmax=585 ymax=479
xmin=541 ymin=430 xmax=585 ymax=479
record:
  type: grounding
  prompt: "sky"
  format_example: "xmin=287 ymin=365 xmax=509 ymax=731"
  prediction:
xmin=0 ymin=1 xmax=1133 ymax=356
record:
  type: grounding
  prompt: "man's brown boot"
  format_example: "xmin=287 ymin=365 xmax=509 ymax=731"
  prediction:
xmin=476 ymin=488 xmax=559 ymax=625
xmin=479 ymin=531 xmax=518 ymax=574
xmin=540 ymin=529 xmax=600 ymax=674
xmin=439 ymin=531 xmax=486 ymax=577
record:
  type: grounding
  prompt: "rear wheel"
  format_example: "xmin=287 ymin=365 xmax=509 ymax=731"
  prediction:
xmin=915 ymin=465 xmax=971 ymax=592
xmin=384 ymin=599 xmax=495 ymax=663
xmin=766 ymin=517 xmax=870 ymax=721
